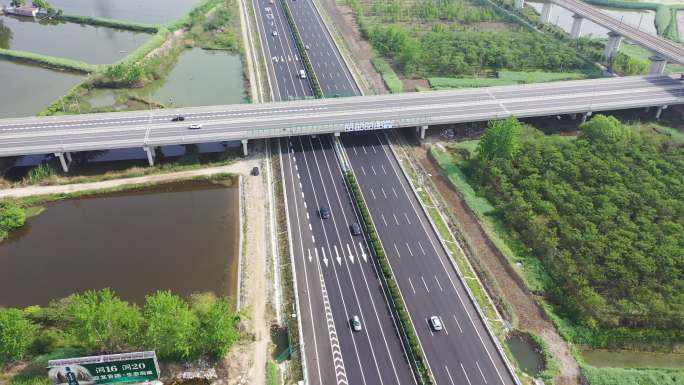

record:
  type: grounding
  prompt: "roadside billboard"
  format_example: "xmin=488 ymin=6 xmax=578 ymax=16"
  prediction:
xmin=48 ymin=351 xmax=160 ymax=385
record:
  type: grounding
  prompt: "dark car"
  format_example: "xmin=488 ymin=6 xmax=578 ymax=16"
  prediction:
xmin=251 ymin=166 xmax=260 ymax=176
xmin=171 ymin=116 xmax=185 ymax=122
xmin=319 ymin=207 xmax=331 ymax=219
xmin=350 ymin=222 xmax=361 ymax=236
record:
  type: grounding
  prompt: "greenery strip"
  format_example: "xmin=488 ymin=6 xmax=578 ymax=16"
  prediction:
xmin=279 ymin=0 xmax=323 ymax=98
xmin=57 ymin=14 xmax=159 ymax=33
xmin=371 ymin=57 xmax=402 ymax=93
xmin=0 ymin=48 xmax=102 ymax=74
xmin=343 ymin=170 xmax=433 ymax=385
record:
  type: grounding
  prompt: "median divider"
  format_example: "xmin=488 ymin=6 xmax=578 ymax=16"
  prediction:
xmin=279 ymin=0 xmax=323 ymax=98
xmin=342 ymin=168 xmax=433 ymax=385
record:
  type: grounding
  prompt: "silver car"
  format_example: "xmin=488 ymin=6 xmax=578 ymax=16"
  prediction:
xmin=429 ymin=316 xmax=443 ymax=331
xmin=351 ymin=315 xmax=362 ymax=332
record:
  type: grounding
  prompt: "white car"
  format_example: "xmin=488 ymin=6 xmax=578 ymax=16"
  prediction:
xmin=429 ymin=316 xmax=443 ymax=331
xmin=272 ymin=30 xmax=278 ymax=36
xmin=188 ymin=124 xmax=203 ymax=130
xmin=350 ymin=315 xmax=362 ymax=332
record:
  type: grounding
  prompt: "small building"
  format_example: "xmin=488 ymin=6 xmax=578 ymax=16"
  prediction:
xmin=3 ymin=5 xmax=40 ymax=17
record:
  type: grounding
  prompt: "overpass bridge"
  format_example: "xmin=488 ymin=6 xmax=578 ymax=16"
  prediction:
xmin=515 ymin=0 xmax=684 ymax=71
xmin=1 ymin=74 xmax=682 ymax=171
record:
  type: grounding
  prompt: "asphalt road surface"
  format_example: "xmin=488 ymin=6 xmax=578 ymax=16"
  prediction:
xmin=342 ymin=131 xmax=518 ymax=385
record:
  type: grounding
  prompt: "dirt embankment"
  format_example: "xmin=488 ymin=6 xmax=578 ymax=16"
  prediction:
xmin=405 ymin=132 xmax=581 ymax=385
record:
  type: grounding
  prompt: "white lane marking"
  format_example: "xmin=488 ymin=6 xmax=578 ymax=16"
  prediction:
xmin=445 ymin=366 xmax=456 ymax=385
xmin=435 ymin=275 xmax=444 ymax=292
xmin=299 ymin=182 xmax=303 ymax=189
xmin=418 ymin=241 xmax=426 ymax=255
xmin=460 ymin=363 xmax=473 ymax=385
xmin=301 ymin=191 xmax=305 ymax=199
xmin=392 ymin=213 xmax=400 ymax=226
xmin=353 ymin=147 xmax=358 ymax=155
xmin=381 ymin=164 xmax=387 ymax=174
xmin=361 ymin=166 xmax=366 ymax=176
xmin=306 ymin=212 xmax=309 ymax=219
xmin=392 ymin=186 xmax=399 ymax=198
xmin=312 ymin=235 xmax=315 ymax=242
xmin=371 ymin=146 xmax=377 ymax=154
xmin=408 ymin=277 xmax=416 ymax=294
xmin=381 ymin=214 xmax=388 ymax=227
xmin=476 ymin=361 xmax=488 ymax=384
xmin=381 ymin=187 xmax=388 ymax=199
xmin=370 ymin=188 xmax=376 ymax=200
xmin=393 ymin=243 xmax=401 ymax=258
xmin=309 ymin=223 xmax=312 ymax=231
xmin=362 ymin=146 xmax=367 ymax=154
xmin=321 ymin=247 xmax=329 ymax=267
xmin=294 ymin=163 xmax=298 ymax=171
xmin=346 ymin=243 xmax=355 ymax=264
xmin=334 ymin=245 xmax=342 ymax=265
xmin=317 ymin=265 xmax=347 ymax=385
xmin=304 ymin=201 xmax=307 ymax=209
xmin=371 ymin=165 xmax=377 ymax=175
xmin=453 ymin=314 xmax=463 ymax=333
xmin=405 ymin=243 xmax=414 ymax=256
xmin=421 ymin=276 xmax=430 ymax=293
xmin=358 ymin=242 xmax=367 ymax=262
xmin=309 ymin=248 xmax=313 ymax=262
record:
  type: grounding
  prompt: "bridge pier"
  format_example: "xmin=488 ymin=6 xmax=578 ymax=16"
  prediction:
xmin=655 ymin=105 xmax=668 ymax=119
xmin=144 ymin=146 xmax=156 ymax=166
xmin=540 ymin=1 xmax=552 ymax=23
xmin=581 ymin=111 xmax=592 ymax=124
xmin=604 ymin=31 xmax=622 ymax=62
xmin=570 ymin=15 xmax=584 ymax=39
xmin=648 ymin=55 xmax=667 ymax=75
xmin=54 ymin=152 xmax=70 ymax=172
xmin=514 ymin=0 xmax=525 ymax=10
xmin=570 ymin=113 xmax=577 ymax=120
xmin=416 ymin=125 xmax=428 ymax=140
xmin=241 ymin=139 xmax=249 ymax=156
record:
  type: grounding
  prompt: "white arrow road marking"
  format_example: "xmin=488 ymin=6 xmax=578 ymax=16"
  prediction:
xmin=321 ymin=247 xmax=329 ymax=267
xmin=358 ymin=242 xmax=367 ymax=262
xmin=317 ymin=267 xmax=348 ymax=385
xmin=334 ymin=245 xmax=342 ymax=265
xmin=346 ymin=243 xmax=354 ymax=264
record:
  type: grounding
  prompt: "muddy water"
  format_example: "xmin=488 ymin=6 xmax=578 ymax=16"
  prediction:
xmin=506 ymin=334 xmax=544 ymax=377
xmin=0 ymin=179 xmax=240 ymax=307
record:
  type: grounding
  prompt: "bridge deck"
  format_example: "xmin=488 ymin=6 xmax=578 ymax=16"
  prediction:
xmin=0 ymin=75 xmax=682 ymax=157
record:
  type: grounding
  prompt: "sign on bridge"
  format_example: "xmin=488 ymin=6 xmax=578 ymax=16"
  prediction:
xmin=48 ymin=351 xmax=160 ymax=385
xmin=344 ymin=120 xmax=393 ymax=132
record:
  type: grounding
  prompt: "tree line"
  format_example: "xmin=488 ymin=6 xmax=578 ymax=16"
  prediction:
xmin=0 ymin=289 xmax=240 ymax=365
xmin=466 ymin=116 xmax=684 ymax=331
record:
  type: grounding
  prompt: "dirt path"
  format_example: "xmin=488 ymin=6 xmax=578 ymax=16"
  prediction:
xmin=406 ymin=136 xmax=581 ymax=385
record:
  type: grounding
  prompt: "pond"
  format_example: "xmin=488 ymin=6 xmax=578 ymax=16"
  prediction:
xmin=0 ymin=179 xmax=240 ymax=307
xmin=506 ymin=334 xmax=544 ymax=377
xmin=0 ymin=60 xmax=83 ymax=118
xmin=85 ymin=48 xmax=248 ymax=108
xmin=46 ymin=0 xmax=201 ymax=25
xmin=527 ymin=2 xmax=657 ymax=37
xmin=582 ymin=348 xmax=684 ymax=369
xmin=0 ymin=15 xmax=150 ymax=64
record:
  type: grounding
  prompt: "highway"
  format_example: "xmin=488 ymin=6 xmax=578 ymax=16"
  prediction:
xmin=552 ymin=0 xmax=684 ymax=65
xmin=0 ymin=75 xmax=682 ymax=157
xmin=252 ymin=0 xmax=419 ymax=383
xmin=343 ymin=131 xmax=518 ymax=385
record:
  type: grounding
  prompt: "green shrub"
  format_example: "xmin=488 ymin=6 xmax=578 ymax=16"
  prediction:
xmin=0 ymin=48 xmax=101 ymax=73
xmin=56 ymin=15 xmax=159 ymax=33
xmin=0 ymin=201 xmax=27 ymax=242
xmin=0 ymin=309 xmax=37 ymax=364
xmin=142 ymin=290 xmax=198 ymax=359
xmin=371 ymin=57 xmax=403 ymax=93
xmin=581 ymin=365 xmax=684 ymax=385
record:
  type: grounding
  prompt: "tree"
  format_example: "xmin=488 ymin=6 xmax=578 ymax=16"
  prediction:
xmin=10 ymin=0 xmax=25 ymax=7
xmin=31 ymin=0 xmax=49 ymax=9
xmin=142 ymin=291 xmax=198 ymax=359
xmin=67 ymin=289 xmax=141 ymax=353
xmin=476 ymin=117 xmax=523 ymax=161
xmin=0 ymin=201 xmax=26 ymax=241
xmin=0 ymin=309 xmax=37 ymax=364
xmin=579 ymin=114 xmax=633 ymax=144
xmin=192 ymin=296 xmax=240 ymax=357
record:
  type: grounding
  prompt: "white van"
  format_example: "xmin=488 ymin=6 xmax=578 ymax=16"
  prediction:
xmin=299 ymin=69 xmax=307 ymax=79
